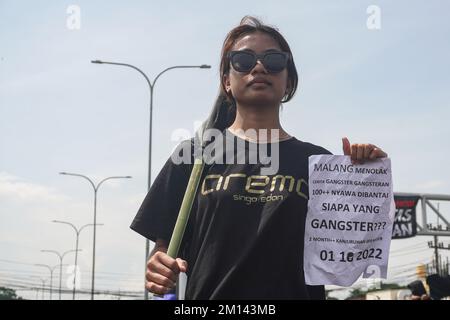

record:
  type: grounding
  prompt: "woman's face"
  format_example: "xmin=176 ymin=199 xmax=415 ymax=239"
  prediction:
xmin=224 ymin=31 xmax=289 ymax=107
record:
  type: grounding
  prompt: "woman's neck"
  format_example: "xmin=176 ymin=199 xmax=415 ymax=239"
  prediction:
xmin=228 ymin=103 xmax=291 ymax=142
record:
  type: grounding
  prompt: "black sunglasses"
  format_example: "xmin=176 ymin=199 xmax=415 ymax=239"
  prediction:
xmin=228 ymin=50 xmax=290 ymax=74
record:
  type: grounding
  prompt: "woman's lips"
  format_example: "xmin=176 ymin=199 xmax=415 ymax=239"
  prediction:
xmin=249 ymin=83 xmax=269 ymax=88
xmin=248 ymin=79 xmax=271 ymax=86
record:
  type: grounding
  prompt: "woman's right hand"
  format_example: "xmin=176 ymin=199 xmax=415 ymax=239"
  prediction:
xmin=145 ymin=250 xmax=188 ymax=295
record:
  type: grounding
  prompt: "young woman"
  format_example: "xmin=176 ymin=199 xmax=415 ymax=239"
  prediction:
xmin=131 ymin=16 xmax=387 ymax=300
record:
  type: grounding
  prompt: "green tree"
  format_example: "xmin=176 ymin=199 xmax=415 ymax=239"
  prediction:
xmin=0 ymin=287 xmax=22 ymax=300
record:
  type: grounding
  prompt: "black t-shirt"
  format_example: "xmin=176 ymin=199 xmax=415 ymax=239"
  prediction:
xmin=130 ymin=129 xmax=331 ymax=300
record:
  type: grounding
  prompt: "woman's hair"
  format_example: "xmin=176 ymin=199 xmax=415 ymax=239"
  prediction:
xmin=206 ymin=16 xmax=299 ymax=133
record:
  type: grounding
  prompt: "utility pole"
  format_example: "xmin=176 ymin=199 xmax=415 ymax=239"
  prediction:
xmin=434 ymin=235 xmax=439 ymax=275
xmin=428 ymin=238 xmax=450 ymax=276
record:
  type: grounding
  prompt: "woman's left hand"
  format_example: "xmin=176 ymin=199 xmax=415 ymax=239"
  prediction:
xmin=342 ymin=137 xmax=387 ymax=164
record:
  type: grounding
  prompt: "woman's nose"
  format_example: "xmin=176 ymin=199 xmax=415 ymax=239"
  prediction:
xmin=251 ymin=59 xmax=268 ymax=74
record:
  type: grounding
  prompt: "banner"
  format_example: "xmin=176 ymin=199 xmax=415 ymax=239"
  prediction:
xmin=304 ymin=155 xmax=395 ymax=286
xmin=392 ymin=196 xmax=419 ymax=239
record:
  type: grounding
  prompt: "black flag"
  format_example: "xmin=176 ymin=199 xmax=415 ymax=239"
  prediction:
xmin=392 ymin=196 xmax=419 ymax=239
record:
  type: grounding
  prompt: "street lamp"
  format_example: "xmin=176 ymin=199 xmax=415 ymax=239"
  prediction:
xmin=30 ymin=276 xmax=47 ymax=300
xmin=52 ymin=220 xmax=104 ymax=300
xmin=41 ymin=249 xmax=79 ymax=300
xmin=35 ymin=263 xmax=67 ymax=300
xmin=59 ymin=172 xmax=131 ymax=299
xmin=91 ymin=60 xmax=210 ymax=299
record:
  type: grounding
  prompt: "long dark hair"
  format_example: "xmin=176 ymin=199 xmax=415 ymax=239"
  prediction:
xmin=204 ymin=16 xmax=299 ymax=134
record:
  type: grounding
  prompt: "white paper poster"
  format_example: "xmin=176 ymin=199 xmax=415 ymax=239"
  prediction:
xmin=304 ymin=155 xmax=395 ymax=286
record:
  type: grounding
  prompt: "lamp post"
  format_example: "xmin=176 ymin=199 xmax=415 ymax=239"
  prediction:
xmin=35 ymin=263 xmax=66 ymax=300
xmin=59 ymin=172 xmax=131 ymax=299
xmin=30 ymin=276 xmax=46 ymax=300
xmin=35 ymin=264 xmax=52 ymax=299
xmin=52 ymin=220 xmax=103 ymax=300
xmin=35 ymin=263 xmax=67 ymax=300
xmin=41 ymin=249 xmax=79 ymax=300
xmin=91 ymin=60 xmax=210 ymax=299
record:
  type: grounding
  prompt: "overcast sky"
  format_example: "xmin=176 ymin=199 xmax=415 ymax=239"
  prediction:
xmin=1 ymin=0 xmax=449 ymax=299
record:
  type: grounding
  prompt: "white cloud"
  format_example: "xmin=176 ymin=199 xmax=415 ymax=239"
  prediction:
xmin=126 ymin=193 xmax=146 ymax=207
xmin=0 ymin=172 xmax=69 ymax=203
xmin=415 ymin=180 xmax=447 ymax=192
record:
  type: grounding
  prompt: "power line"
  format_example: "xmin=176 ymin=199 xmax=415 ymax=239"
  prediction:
xmin=390 ymin=248 xmax=431 ymax=258
xmin=0 ymin=269 xmax=143 ymax=285
xmin=0 ymin=258 xmax=143 ymax=278
xmin=0 ymin=259 xmax=36 ymax=266
xmin=389 ymin=257 xmax=433 ymax=269
xmin=389 ymin=242 xmax=429 ymax=254
xmin=1 ymin=279 xmax=144 ymax=299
